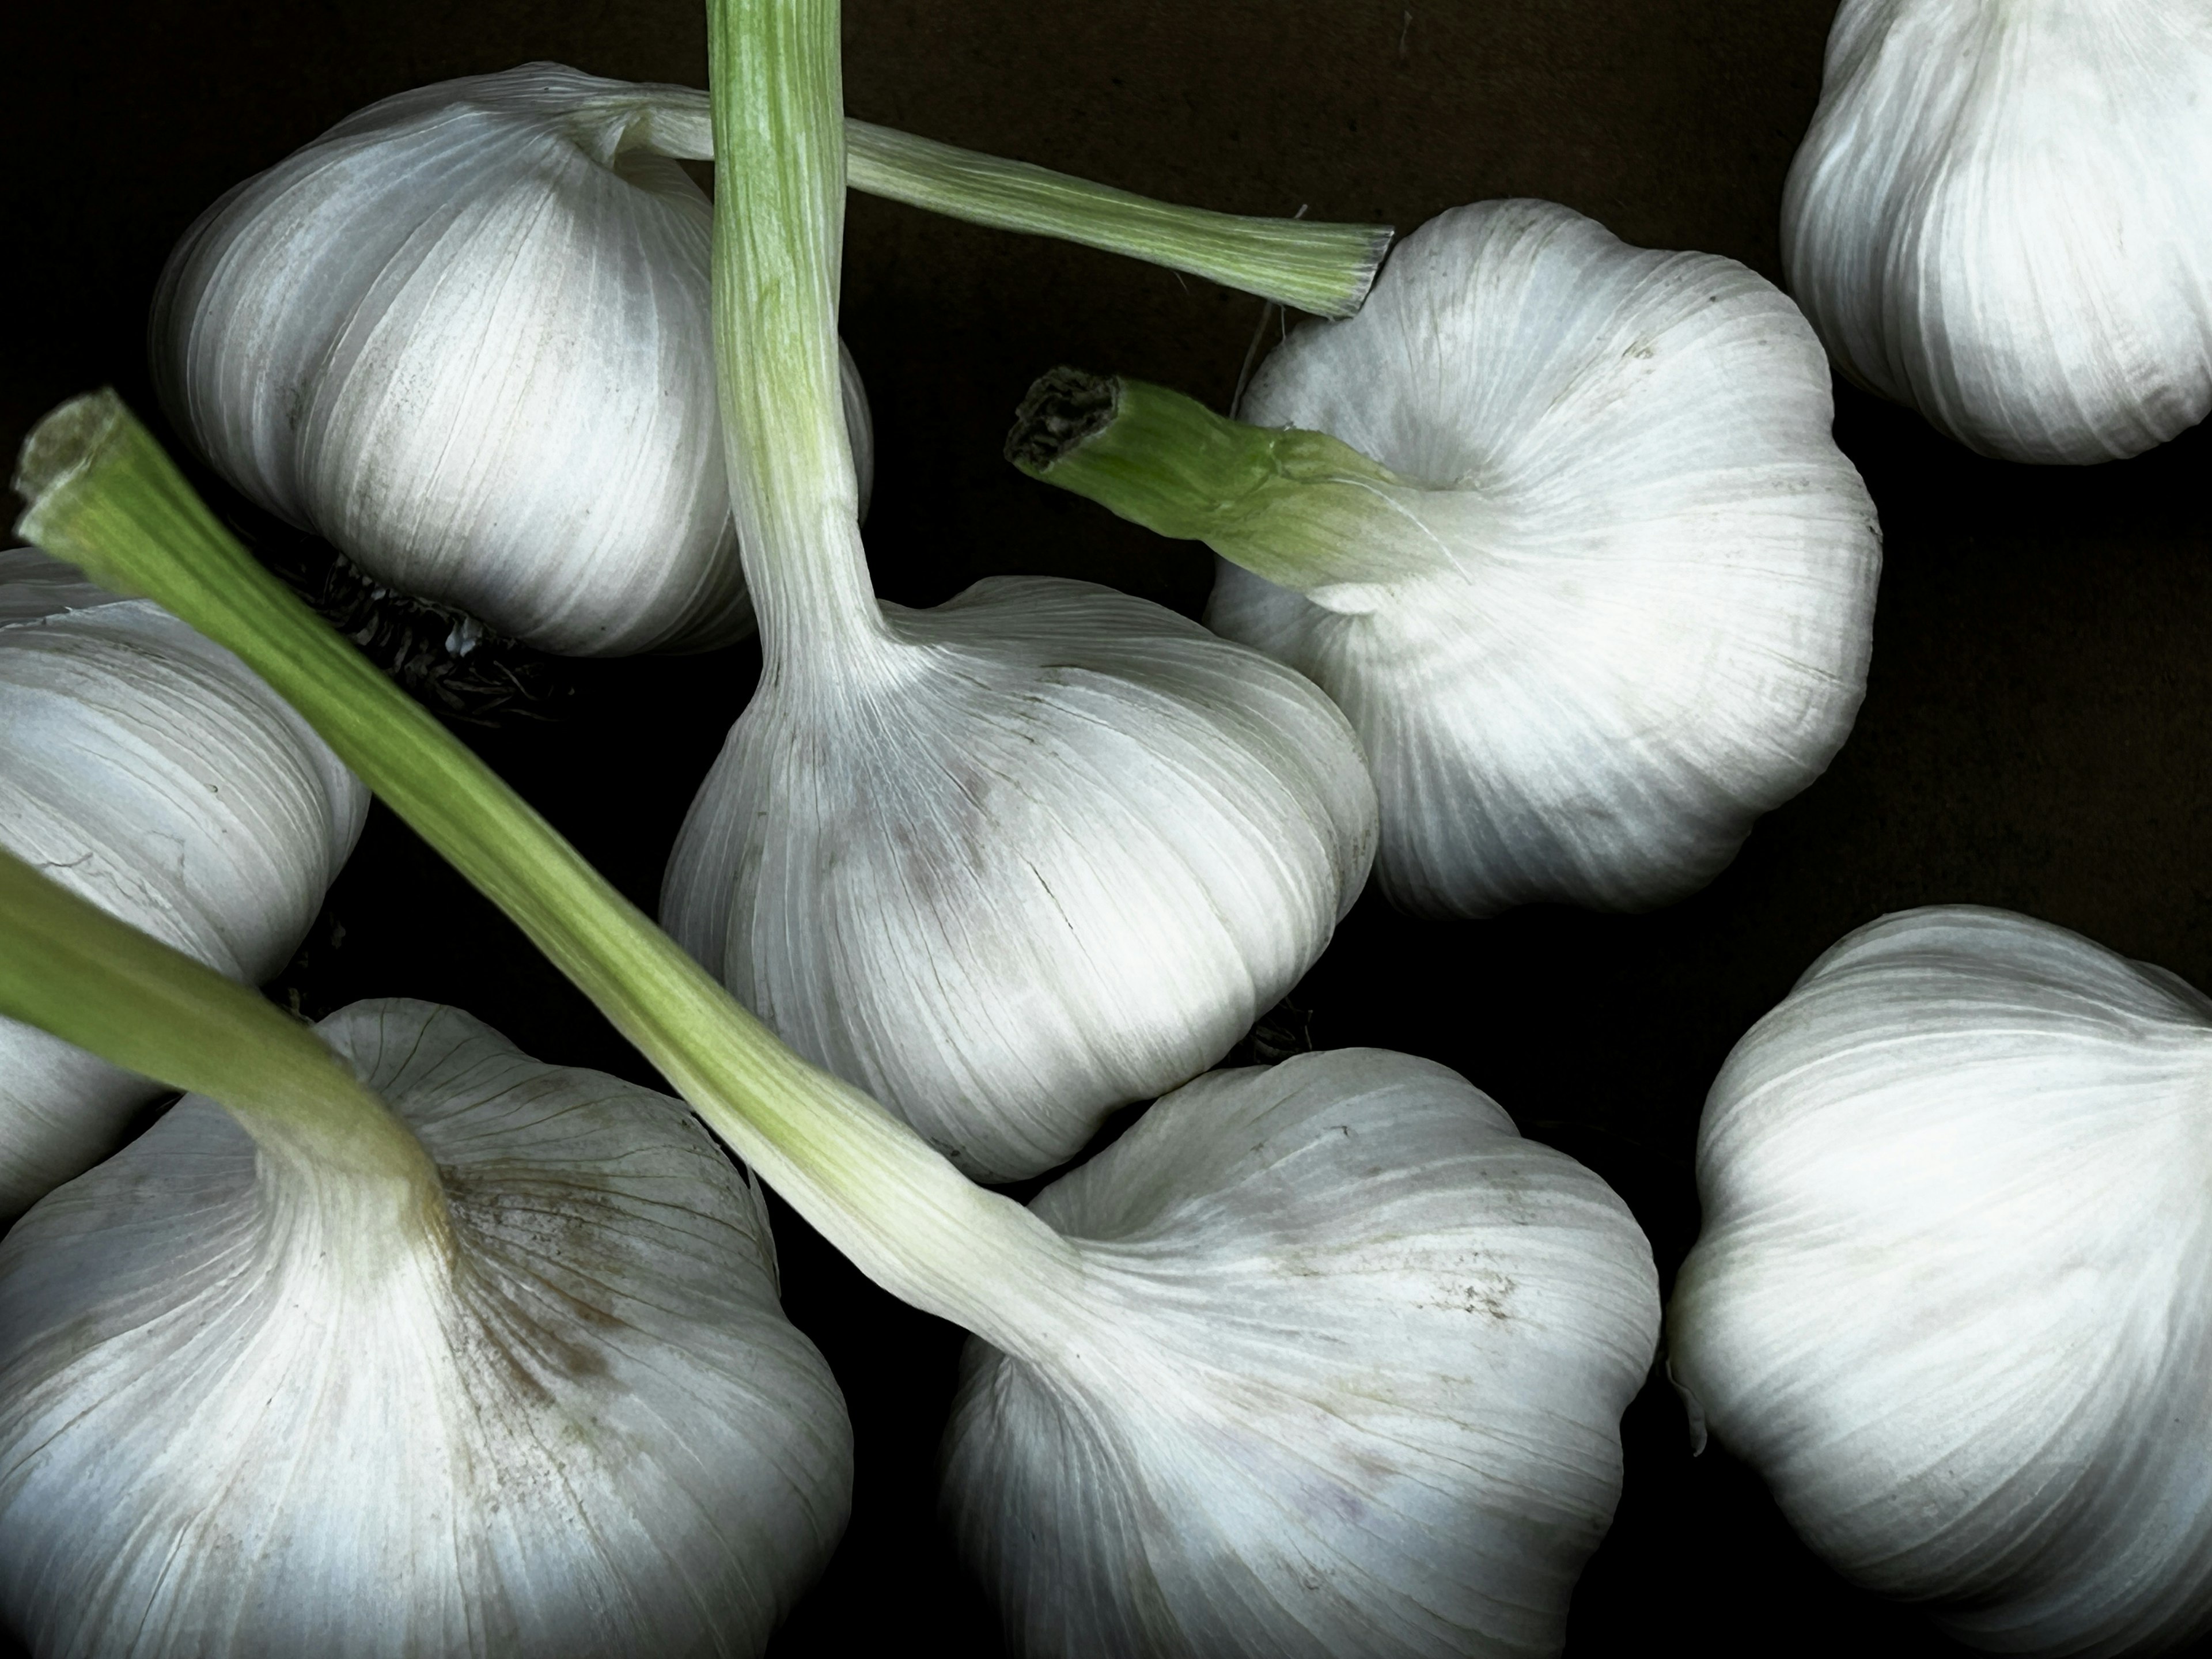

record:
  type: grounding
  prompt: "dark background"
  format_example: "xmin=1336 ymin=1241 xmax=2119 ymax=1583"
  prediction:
xmin=6 ymin=1 xmax=2211 ymax=1654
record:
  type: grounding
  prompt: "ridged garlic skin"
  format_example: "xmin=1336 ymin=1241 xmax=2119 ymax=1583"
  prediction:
xmin=152 ymin=63 xmax=873 ymax=656
xmin=1670 ymin=907 xmax=2212 ymax=1657
xmin=1783 ymin=0 xmax=2212 ymax=464
xmin=942 ymin=1050 xmax=1661 ymax=1658
xmin=662 ymin=577 xmax=1377 ymax=1183
xmin=1209 ymin=201 xmax=1880 ymax=919
xmin=0 ymin=1000 xmax=850 ymax=1658
xmin=0 ymin=549 xmax=365 ymax=1219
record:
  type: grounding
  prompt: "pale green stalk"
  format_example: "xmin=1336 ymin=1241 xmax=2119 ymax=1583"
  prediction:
xmin=622 ymin=91 xmax=1391 ymax=317
xmin=0 ymin=843 xmax=446 ymax=1225
xmin=10 ymin=392 xmax=1083 ymax=1361
xmin=1006 ymin=366 xmax=1457 ymax=593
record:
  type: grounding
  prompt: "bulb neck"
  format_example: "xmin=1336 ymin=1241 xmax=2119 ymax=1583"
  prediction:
xmin=1007 ymin=370 xmax=1460 ymax=605
xmin=0 ymin=836 xmax=452 ymax=1248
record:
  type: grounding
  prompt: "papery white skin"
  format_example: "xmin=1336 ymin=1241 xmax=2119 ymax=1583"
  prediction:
xmin=153 ymin=63 xmax=873 ymax=657
xmin=0 ymin=998 xmax=850 ymax=1658
xmin=0 ymin=548 xmax=365 ymax=1218
xmin=1208 ymin=200 xmax=1880 ymax=919
xmin=942 ymin=1048 xmax=1660 ymax=1658
xmin=662 ymin=577 xmax=1377 ymax=1182
xmin=1669 ymin=906 xmax=2212 ymax=1658
xmin=1783 ymin=0 xmax=2212 ymax=464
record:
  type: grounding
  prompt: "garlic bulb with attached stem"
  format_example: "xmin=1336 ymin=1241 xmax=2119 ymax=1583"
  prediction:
xmin=0 ymin=544 xmax=365 ymax=1219
xmin=1669 ymin=906 xmax=2212 ymax=1657
xmin=157 ymin=62 xmax=1391 ymax=657
xmin=652 ymin=27 xmax=1376 ymax=1181
xmin=0 ymin=848 xmax=850 ymax=1657
xmin=1782 ymin=0 xmax=2212 ymax=464
xmin=1006 ymin=200 xmax=1881 ymax=919
xmin=11 ymin=0 xmax=1656 ymax=1639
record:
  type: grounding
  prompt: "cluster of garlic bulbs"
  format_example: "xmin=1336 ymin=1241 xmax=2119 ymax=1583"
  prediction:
xmin=0 ymin=545 xmax=365 ymax=1218
xmin=24 ymin=0 xmax=2212 ymax=1653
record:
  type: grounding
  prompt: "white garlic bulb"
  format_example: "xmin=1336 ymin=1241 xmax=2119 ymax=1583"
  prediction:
xmin=662 ymin=577 xmax=1377 ymax=1183
xmin=1015 ymin=200 xmax=1880 ymax=919
xmin=153 ymin=63 xmax=874 ymax=656
xmin=0 ymin=547 xmax=365 ymax=1218
xmin=1670 ymin=906 xmax=2212 ymax=1656
xmin=1783 ymin=0 xmax=2212 ymax=463
xmin=0 ymin=998 xmax=850 ymax=1657
xmin=943 ymin=1048 xmax=1661 ymax=1658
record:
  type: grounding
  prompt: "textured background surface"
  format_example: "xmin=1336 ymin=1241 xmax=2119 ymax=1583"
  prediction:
xmin=6 ymin=1 xmax=2211 ymax=1653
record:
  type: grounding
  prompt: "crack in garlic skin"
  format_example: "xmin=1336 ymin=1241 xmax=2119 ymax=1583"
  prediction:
xmin=151 ymin=64 xmax=873 ymax=658
xmin=1670 ymin=908 xmax=2212 ymax=1657
xmin=661 ymin=577 xmax=1378 ymax=1184
xmin=0 ymin=549 xmax=366 ymax=1219
xmin=1783 ymin=0 xmax=2212 ymax=464
xmin=942 ymin=1050 xmax=1660 ymax=1659
xmin=0 ymin=999 xmax=850 ymax=1658
xmin=1207 ymin=201 xmax=1878 ymax=921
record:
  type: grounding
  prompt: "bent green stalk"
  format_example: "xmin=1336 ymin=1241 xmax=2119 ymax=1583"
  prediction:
xmin=624 ymin=92 xmax=1392 ymax=317
xmin=0 ymin=844 xmax=444 ymax=1213
xmin=12 ymin=393 xmax=1081 ymax=1361
xmin=1006 ymin=366 xmax=1458 ymax=593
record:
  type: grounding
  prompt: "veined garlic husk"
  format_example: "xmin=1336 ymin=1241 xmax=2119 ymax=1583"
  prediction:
xmin=662 ymin=574 xmax=1378 ymax=1183
xmin=152 ymin=63 xmax=874 ymax=657
xmin=1669 ymin=906 xmax=2212 ymax=1657
xmin=0 ymin=546 xmax=365 ymax=1218
xmin=943 ymin=1048 xmax=1662 ymax=1658
xmin=0 ymin=997 xmax=849 ymax=1657
xmin=1012 ymin=200 xmax=1880 ymax=919
xmin=1783 ymin=0 xmax=2212 ymax=464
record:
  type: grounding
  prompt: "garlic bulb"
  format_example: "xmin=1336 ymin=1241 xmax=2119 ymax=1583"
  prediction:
xmin=1670 ymin=906 xmax=2212 ymax=1656
xmin=153 ymin=63 xmax=874 ymax=657
xmin=0 ymin=994 xmax=850 ymax=1657
xmin=662 ymin=576 xmax=1376 ymax=1183
xmin=653 ymin=0 xmax=1374 ymax=1183
xmin=1010 ymin=200 xmax=1880 ymax=919
xmin=0 ymin=546 xmax=365 ymax=1218
xmin=943 ymin=1048 xmax=1662 ymax=1658
xmin=1783 ymin=0 xmax=2212 ymax=463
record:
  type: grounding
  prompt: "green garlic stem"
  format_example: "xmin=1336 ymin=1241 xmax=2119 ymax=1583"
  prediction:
xmin=624 ymin=92 xmax=1390 ymax=317
xmin=844 ymin=120 xmax=1389 ymax=319
xmin=10 ymin=392 xmax=1084 ymax=1362
xmin=0 ymin=843 xmax=446 ymax=1217
xmin=1006 ymin=367 xmax=1452 ymax=594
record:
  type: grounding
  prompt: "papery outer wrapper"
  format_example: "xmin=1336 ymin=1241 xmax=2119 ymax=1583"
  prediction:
xmin=941 ymin=1048 xmax=1660 ymax=1658
xmin=661 ymin=575 xmax=1378 ymax=1183
xmin=1782 ymin=0 xmax=2212 ymax=464
xmin=0 ymin=998 xmax=850 ymax=1658
xmin=0 ymin=548 xmax=366 ymax=1218
xmin=1669 ymin=906 xmax=2212 ymax=1658
xmin=1207 ymin=199 xmax=1879 ymax=920
xmin=151 ymin=63 xmax=873 ymax=657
